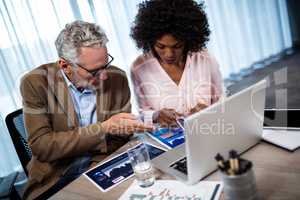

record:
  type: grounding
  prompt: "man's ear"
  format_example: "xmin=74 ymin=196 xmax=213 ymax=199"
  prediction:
xmin=57 ymin=58 xmax=73 ymax=77
xmin=57 ymin=58 xmax=68 ymax=70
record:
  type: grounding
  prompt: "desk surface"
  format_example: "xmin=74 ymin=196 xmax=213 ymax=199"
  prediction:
xmin=50 ymin=141 xmax=300 ymax=200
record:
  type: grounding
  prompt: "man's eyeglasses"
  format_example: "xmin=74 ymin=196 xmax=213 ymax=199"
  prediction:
xmin=68 ymin=54 xmax=114 ymax=77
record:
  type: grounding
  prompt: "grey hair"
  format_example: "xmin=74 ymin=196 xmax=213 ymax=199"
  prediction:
xmin=55 ymin=20 xmax=108 ymax=62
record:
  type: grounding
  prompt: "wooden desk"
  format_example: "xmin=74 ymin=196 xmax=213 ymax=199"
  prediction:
xmin=50 ymin=141 xmax=300 ymax=200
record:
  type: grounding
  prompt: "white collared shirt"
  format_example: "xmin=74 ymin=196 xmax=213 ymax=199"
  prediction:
xmin=61 ymin=70 xmax=97 ymax=127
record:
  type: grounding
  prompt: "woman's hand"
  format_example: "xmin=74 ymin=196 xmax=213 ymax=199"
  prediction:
xmin=188 ymin=102 xmax=208 ymax=115
xmin=153 ymin=108 xmax=183 ymax=127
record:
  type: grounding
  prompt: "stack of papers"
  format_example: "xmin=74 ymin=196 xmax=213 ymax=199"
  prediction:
xmin=119 ymin=180 xmax=222 ymax=200
xmin=262 ymin=128 xmax=300 ymax=151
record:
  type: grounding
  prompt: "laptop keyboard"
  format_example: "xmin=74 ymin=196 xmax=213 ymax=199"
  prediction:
xmin=170 ymin=157 xmax=187 ymax=175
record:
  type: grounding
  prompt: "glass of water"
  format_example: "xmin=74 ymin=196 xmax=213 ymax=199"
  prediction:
xmin=127 ymin=142 xmax=155 ymax=187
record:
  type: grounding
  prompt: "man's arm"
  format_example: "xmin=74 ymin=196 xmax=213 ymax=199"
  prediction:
xmin=120 ymin=74 xmax=131 ymax=113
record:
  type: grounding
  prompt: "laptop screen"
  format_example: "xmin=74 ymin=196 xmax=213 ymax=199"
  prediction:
xmin=264 ymin=109 xmax=300 ymax=128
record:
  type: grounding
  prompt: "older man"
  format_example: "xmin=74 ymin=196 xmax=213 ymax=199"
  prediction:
xmin=20 ymin=20 xmax=153 ymax=200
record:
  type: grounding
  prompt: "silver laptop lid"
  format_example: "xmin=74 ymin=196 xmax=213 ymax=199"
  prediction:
xmin=184 ymin=79 xmax=266 ymax=184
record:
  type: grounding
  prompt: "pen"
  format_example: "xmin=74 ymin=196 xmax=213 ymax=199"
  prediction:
xmin=216 ymin=150 xmax=252 ymax=175
xmin=215 ymin=153 xmax=226 ymax=171
xmin=229 ymin=150 xmax=239 ymax=175
xmin=176 ymin=118 xmax=185 ymax=130
xmin=239 ymin=158 xmax=252 ymax=174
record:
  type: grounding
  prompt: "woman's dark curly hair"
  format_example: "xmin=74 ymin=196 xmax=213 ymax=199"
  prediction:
xmin=130 ymin=0 xmax=210 ymax=53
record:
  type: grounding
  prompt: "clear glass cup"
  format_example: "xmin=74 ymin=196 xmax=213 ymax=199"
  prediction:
xmin=127 ymin=142 xmax=155 ymax=187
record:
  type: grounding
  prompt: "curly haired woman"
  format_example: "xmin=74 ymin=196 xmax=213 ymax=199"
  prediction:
xmin=130 ymin=0 xmax=223 ymax=126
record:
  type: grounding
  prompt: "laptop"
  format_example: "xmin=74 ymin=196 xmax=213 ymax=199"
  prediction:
xmin=152 ymin=79 xmax=267 ymax=185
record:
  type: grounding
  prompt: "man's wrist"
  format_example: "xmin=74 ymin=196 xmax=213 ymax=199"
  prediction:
xmin=100 ymin=120 xmax=110 ymax=133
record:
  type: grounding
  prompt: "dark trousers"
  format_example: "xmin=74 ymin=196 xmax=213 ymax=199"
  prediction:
xmin=34 ymin=156 xmax=91 ymax=200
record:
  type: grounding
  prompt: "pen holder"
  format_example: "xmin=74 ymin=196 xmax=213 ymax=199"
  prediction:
xmin=220 ymin=168 xmax=258 ymax=200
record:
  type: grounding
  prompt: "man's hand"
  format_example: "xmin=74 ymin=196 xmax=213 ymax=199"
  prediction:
xmin=153 ymin=108 xmax=182 ymax=127
xmin=188 ymin=101 xmax=208 ymax=115
xmin=101 ymin=113 xmax=154 ymax=135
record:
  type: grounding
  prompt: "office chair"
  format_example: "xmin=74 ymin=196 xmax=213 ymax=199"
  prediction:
xmin=5 ymin=109 xmax=32 ymax=175
xmin=0 ymin=171 xmax=21 ymax=200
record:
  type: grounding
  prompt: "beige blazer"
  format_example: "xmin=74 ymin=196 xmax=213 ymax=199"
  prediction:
xmin=20 ymin=62 xmax=131 ymax=199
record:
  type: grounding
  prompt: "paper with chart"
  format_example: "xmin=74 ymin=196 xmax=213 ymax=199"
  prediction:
xmin=119 ymin=180 xmax=223 ymax=200
xmin=84 ymin=143 xmax=166 ymax=192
